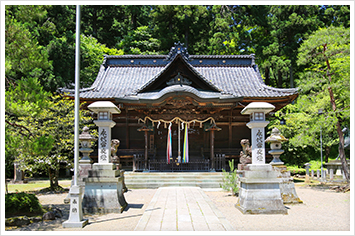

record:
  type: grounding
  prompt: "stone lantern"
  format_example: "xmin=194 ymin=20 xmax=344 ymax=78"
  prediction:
xmin=88 ymin=101 xmax=121 ymax=164
xmin=77 ymin=126 xmax=97 ymax=188
xmin=265 ymin=127 xmax=303 ymax=204
xmin=237 ymin=102 xmax=287 ymax=215
xmin=240 ymin=102 xmax=275 ymax=165
xmin=79 ymin=126 xmax=96 ymax=164
xmin=82 ymin=101 xmax=127 ymax=214
xmin=265 ymin=127 xmax=288 ymax=165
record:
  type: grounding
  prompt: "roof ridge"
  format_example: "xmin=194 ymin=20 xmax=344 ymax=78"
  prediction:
xmin=104 ymin=54 xmax=255 ymax=59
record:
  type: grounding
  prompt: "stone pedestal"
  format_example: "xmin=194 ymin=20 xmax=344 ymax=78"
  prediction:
xmin=236 ymin=164 xmax=287 ymax=214
xmin=62 ymin=185 xmax=88 ymax=228
xmin=82 ymin=163 xmax=127 ymax=214
xmin=272 ymin=165 xmax=303 ymax=204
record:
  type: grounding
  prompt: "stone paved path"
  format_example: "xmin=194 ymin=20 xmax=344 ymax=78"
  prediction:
xmin=134 ymin=187 xmax=234 ymax=231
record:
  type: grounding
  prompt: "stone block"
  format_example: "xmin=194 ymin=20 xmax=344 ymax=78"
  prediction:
xmin=88 ymin=169 xmax=120 ymax=178
xmin=82 ymin=163 xmax=127 ymax=214
xmin=82 ymin=178 xmax=127 ymax=214
xmin=272 ymin=165 xmax=303 ymax=204
xmin=92 ymin=163 xmax=116 ymax=170
xmin=236 ymin=164 xmax=287 ymax=215
xmin=78 ymin=163 xmax=92 ymax=179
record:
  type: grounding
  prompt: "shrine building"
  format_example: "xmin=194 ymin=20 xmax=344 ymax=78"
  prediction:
xmin=64 ymin=42 xmax=298 ymax=172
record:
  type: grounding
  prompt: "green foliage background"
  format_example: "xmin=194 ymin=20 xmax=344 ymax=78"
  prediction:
xmin=4 ymin=5 xmax=351 ymax=180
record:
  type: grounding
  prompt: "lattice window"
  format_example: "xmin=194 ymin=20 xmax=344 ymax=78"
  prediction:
xmin=99 ymin=111 xmax=109 ymax=120
xmin=254 ymin=112 xmax=264 ymax=121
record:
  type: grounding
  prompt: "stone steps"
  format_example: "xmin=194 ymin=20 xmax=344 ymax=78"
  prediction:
xmin=123 ymin=172 xmax=224 ymax=189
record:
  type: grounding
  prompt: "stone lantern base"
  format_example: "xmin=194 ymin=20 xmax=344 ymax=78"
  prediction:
xmin=82 ymin=163 xmax=127 ymax=214
xmin=236 ymin=164 xmax=287 ymax=214
xmin=272 ymin=165 xmax=303 ymax=204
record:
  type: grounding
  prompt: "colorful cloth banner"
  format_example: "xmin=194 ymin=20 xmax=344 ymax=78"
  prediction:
xmin=183 ymin=123 xmax=189 ymax=163
xmin=166 ymin=123 xmax=172 ymax=164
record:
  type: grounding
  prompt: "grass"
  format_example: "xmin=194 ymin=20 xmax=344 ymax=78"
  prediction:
xmin=7 ymin=179 xmax=72 ymax=193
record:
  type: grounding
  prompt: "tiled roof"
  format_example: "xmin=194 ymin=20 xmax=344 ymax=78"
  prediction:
xmin=62 ymin=48 xmax=297 ymax=101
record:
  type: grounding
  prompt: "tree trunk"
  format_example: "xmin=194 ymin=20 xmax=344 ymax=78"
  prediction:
xmin=6 ymin=179 xmax=9 ymax=194
xmin=323 ymin=44 xmax=350 ymax=182
xmin=92 ymin=7 xmax=97 ymax=38
xmin=335 ymin=119 xmax=350 ymax=182
xmin=264 ymin=67 xmax=270 ymax=85
xmin=49 ymin=168 xmax=54 ymax=189
xmin=49 ymin=168 xmax=59 ymax=190
xmin=277 ymin=70 xmax=283 ymax=88
xmin=325 ymin=146 xmax=331 ymax=163
xmin=290 ymin=64 xmax=294 ymax=88
xmin=184 ymin=14 xmax=189 ymax=49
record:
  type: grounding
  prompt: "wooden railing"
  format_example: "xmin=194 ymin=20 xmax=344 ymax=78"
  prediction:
xmin=214 ymin=154 xmax=226 ymax=171
xmin=133 ymin=154 xmax=145 ymax=171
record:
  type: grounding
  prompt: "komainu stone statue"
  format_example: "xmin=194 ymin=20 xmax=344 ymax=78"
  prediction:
xmin=110 ymin=139 xmax=127 ymax=192
xmin=239 ymin=139 xmax=252 ymax=170
xmin=111 ymin=139 xmax=120 ymax=164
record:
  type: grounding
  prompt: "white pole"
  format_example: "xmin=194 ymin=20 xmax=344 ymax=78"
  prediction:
xmin=74 ymin=5 xmax=81 ymax=187
xmin=62 ymin=5 xmax=88 ymax=228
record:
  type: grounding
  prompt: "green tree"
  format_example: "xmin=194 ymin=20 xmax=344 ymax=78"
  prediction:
xmin=273 ymin=26 xmax=350 ymax=179
xmin=117 ymin=26 xmax=161 ymax=54
xmin=297 ymin=26 xmax=350 ymax=182
xmin=319 ymin=5 xmax=350 ymax=28
xmin=5 ymin=78 xmax=95 ymax=189
xmin=80 ymin=35 xmax=124 ymax=87
xmin=5 ymin=8 xmax=53 ymax=89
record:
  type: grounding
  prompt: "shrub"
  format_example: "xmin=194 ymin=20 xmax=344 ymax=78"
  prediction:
xmin=286 ymin=165 xmax=306 ymax=176
xmin=5 ymin=192 xmax=43 ymax=217
xmin=220 ymin=160 xmax=239 ymax=195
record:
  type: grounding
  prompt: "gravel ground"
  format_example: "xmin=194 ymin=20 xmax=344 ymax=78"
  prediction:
xmin=205 ymin=184 xmax=351 ymax=231
xmin=12 ymin=189 xmax=157 ymax=231
xmin=8 ymin=185 xmax=351 ymax=232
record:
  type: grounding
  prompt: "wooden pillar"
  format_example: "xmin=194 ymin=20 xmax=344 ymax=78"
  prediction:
xmin=210 ymin=129 xmax=215 ymax=171
xmin=144 ymin=130 xmax=148 ymax=170
xmin=206 ymin=123 xmax=221 ymax=172
xmin=229 ymin=109 xmax=233 ymax=148
xmin=125 ymin=108 xmax=129 ymax=149
xmin=137 ymin=124 xmax=153 ymax=172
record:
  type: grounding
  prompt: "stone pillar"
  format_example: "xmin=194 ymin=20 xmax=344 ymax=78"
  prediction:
xmin=62 ymin=186 xmax=88 ymax=228
xmin=96 ymin=121 xmax=115 ymax=164
xmin=237 ymin=102 xmax=287 ymax=214
xmin=13 ymin=163 xmax=23 ymax=182
xmin=304 ymin=163 xmax=311 ymax=183
xmin=311 ymin=169 xmax=314 ymax=179
xmin=329 ymin=169 xmax=334 ymax=181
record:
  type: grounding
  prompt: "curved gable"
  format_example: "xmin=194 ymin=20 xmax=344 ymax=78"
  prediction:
xmin=137 ymin=54 xmax=221 ymax=93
